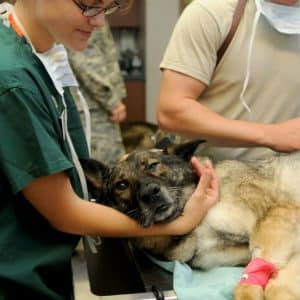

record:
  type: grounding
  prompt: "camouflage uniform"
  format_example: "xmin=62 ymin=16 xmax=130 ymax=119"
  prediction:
xmin=68 ymin=24 xmax=126 ymax=166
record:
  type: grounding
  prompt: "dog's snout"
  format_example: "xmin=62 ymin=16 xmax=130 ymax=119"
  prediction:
xmin=140 ymin=183 xmax=161 ymax=202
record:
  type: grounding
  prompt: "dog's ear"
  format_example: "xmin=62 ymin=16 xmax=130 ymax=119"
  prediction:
xmin=154 ymin=130 xmax=177 ymax=149
xmin=154 ymin=136 xmax=173 ymax=149
xmin=80 ymin=158 xmax=110 ymax=204
xmin=165 ymin=140 xmax=205 ymax=161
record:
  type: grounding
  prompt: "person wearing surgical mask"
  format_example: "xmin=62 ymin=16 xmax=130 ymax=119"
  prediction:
xmin=158 ymin=0 xmax=300 ymax=162
xmin=0 ymin=1 xmax=219 ymax=299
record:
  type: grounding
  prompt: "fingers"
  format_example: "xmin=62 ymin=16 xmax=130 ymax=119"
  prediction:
xmin=191 ymin=157 xmax=219 ymax=197
xmin=110 ymin=102 xmax=127 ymax=123
xmin=196 ymin=166 xmax=212 ymax=195
xmin=191 ymin=157 xmax=214 ymax=177
xmin=191 ymin=156 xmax=204 ymax=177
xmin=206 ymin=160 xmax=219 ymax=191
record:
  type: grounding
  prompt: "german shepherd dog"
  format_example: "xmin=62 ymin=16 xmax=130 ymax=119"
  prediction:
xmin=81 ymin=140 xmax=300 ymax=300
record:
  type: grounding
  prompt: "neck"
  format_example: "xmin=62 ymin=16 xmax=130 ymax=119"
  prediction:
xmin=14 ymin=2 xmax=55 ymax=52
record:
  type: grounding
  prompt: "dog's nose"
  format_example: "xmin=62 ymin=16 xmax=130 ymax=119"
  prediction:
xmin=140 ymin=183 xmax=161 ymax=203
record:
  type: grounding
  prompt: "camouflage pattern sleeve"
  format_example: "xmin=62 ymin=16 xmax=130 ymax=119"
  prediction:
xmin=68 ymin=23 xmax=127 ymax=165
xmin=68 ymin=23 xmax=127 ymax=113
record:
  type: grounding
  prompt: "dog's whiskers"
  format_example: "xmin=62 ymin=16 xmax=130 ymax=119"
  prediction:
xmin=126 ymin=208 xmax=138 ymax=219
xmin=168 ymin=186 xmax=181 ymax=190
xmin=138 ymin=207 xmax=154 ymax=227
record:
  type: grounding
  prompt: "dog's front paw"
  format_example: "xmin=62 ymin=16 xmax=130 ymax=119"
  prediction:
xmin=265 ymin=281 xmax=297 ymax=300
xmin=234 ymin=283 xmax=264 ymax=300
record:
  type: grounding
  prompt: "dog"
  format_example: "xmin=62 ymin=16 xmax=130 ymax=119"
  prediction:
xmin=120 ymin=121 xmax=158 ymax=153
xmin=81 ymin=140 xmax=300 ymax=300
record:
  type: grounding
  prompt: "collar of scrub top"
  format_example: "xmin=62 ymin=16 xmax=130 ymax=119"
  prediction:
xmin=3 ymin=7 xmax=91 ymax=153
xmin=9 ymin=11 xmax=78 ymax=95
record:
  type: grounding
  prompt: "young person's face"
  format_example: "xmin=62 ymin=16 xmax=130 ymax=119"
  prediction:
xmin=28 ymin=0 xmax=115 ymax=51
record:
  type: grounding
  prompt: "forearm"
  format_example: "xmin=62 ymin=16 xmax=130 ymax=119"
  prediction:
xmin=55 ymin=197 xmax=209 ymax=237
xmin=158 ymin=97 xmax=269 ymax=148
xmin=157 ymin=69 xmax=277 ymax=149
xmin=23 ymin=172 xmax=211 ymax=238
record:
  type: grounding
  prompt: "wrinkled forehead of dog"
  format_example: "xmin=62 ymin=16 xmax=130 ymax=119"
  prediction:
xmin=109 ymin=140 xmax=204 ymax=180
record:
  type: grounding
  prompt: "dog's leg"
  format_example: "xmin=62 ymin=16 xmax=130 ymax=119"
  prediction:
xmin=205 ymin=201 xmax=255 ymax=243
xmin=234 ymin=206 xmax=300 ymax=300
xmin=191 ymin=245 xmax=250 ymax=269
xmin=164 ymin=232 xmax=198 ymax=263
xmin=177 ymin=219 xmax=251 ymax=269
xmin=166 ymin=220 xmax=250 ymax=269
xmin=265 ymin=253 xmax=300 ymax=300
xmin=234 ymin=285 xmax=264 ymax=300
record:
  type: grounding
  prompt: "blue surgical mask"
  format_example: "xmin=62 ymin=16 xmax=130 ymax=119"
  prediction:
xmin=255 ymin=0 xmax=300 ymax=34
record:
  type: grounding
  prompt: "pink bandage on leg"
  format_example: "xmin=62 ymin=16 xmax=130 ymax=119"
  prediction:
xmin=239 ymin=257 xmax=277 ymax=288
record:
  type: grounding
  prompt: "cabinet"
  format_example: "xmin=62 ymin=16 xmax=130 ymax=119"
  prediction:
xmin=107 ymin=1 xmax=145 ymax=121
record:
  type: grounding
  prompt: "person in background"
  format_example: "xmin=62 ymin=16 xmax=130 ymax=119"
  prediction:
xmin=68 ymin=23 xmax=127 ymax=166
xmin=0 ymin=1 xmax=219 ymax=299
xmin=157 ymin=0 xmax=300 ymax=162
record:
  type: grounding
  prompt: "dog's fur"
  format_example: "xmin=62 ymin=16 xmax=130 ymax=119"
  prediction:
xmin=120 ymin=121 xmax=158 ymax=153
xmin=81 ymin=141 xmax=300 ymax=300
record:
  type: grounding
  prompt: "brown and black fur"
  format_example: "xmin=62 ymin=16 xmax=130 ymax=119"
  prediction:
xmin=120 ymin=121 xmax=158 ymax=153
xmin=81 ymin=141 xmax=300 ymax=300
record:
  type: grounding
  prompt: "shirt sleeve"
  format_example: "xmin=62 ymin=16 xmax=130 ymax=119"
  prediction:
xmin=0 ymin=87 xmax=73 ymax=194
xmin=68 ymin=25 xmax=127 ymax=112
xmin=160 ymin=1 xmax=226 ymax=85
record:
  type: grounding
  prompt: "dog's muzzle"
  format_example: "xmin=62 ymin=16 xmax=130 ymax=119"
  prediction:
xmin=138 ymin=183 xmax=174 ymax=227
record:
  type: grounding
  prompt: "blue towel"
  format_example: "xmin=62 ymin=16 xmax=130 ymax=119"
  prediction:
xmin=146 ymin=254 xmax=244 ymax=300
xmin=173 ymin=262 xmax=243 ymax=300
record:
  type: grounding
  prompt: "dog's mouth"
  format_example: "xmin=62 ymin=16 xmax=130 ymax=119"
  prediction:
xmin=138 ymin=203 xmax=182 ymax=228
xmin=156 ymin=206 xmax=183 ymax=224
xmin=155 ymin=203 xmax=170 ymax=215
xmin=136 ymin=184 xmax=187 ymax=227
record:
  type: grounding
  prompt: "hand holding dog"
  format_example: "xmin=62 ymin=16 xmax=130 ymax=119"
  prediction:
xmin=178 ymin=157 xmax=219 ymax=233
xmin=191 ymin=157 xmax=219 ymax=210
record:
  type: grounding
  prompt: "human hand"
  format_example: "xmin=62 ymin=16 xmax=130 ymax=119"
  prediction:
xmin=190 ymin=157 xmax=219 ymax=210
xmin=177 ymin=158 xmax=219 ymax=234
xmin=265 ymin=118 xmax=300 ymax=152
xmin=110 ymin=101 xmax=127 ymax=123
xmin=187 ymin=157 xmax=219 ymax=212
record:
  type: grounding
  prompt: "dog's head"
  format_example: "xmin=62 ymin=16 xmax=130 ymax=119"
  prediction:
xmin=81 ymin=140 xmax=203 ymax=227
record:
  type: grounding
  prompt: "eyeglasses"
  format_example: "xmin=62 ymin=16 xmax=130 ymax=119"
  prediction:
xmin=72 ymin=0 xmax=121 ymax=17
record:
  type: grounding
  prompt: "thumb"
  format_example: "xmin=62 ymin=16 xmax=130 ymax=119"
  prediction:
xmin=191 ymin=156 xmax=204 ymax=177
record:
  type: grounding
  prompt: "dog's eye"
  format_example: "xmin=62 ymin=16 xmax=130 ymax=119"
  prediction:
xmin=115 ymin=180 xmax=129 ymax=191
xmin=146 ymin=161 xmax=159 ymax=172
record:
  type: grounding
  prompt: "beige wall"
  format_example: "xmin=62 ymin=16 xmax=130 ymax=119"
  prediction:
xmin=144 ymin=0 xmax=180 ymax=123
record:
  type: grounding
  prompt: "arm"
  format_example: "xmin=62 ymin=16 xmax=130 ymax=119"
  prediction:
xmin=157 ymin=69 xmax=300 ymax=153
xmin=22 ymin=158 xmax=218 ymax=238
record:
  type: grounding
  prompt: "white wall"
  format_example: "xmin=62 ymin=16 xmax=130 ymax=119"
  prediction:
xmin=144 ymin=0 xmax=180 ymax=123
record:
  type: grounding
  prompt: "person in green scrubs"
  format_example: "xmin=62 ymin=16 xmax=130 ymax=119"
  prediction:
xmin=0 ymin=1 xmax=220 ymax=299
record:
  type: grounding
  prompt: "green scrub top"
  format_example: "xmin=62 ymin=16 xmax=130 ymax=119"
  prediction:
xmin=0 ymin=22 xmax=89 ymax=299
